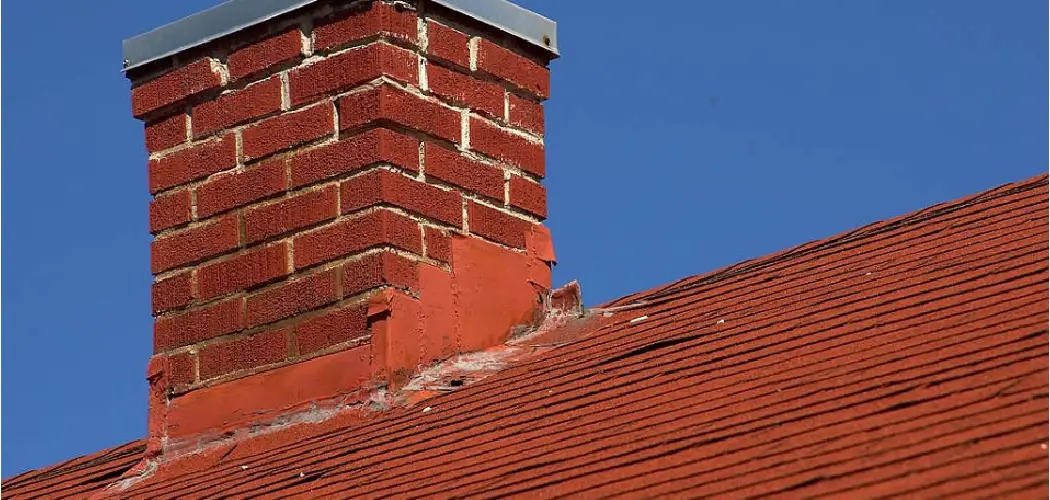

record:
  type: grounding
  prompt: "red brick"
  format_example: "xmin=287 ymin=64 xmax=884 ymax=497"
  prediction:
xmin=167 ymin=353 xmax=196 ymax=387
xmin=153 ymin=297 xmax=244 ymax=352
xmin=467 ymin=201 xmax=532 ymax=249
xmin=424 ymin=226 xmax=452 ymax=264
xmin=151 ymin=215 xmax=240 ymax=273
xmin=245 ymin=185 xmax=339 ymax=244
xmin=469 ymin=117 xmax=545 ymax=177
xmin=195 ymin=159 xmax=287 ymax=218
xmin=427 ymin=21 xmax=469 ymax=68
xmin=198 ymin=328 xmax=290 ymax=380
xmin=152 ymin=272 xmax=194 ymax=314
xmin=476 ymin=39 xmax=550 ymax=98
xmin=192 ymin=77 xmax=282 ymax=138
xmin=507 ymin=93 xmax=544 ymax=135
xmin=246 ymin=270 xmax=338 ymax=327
xmin=288 ymin=43 xmax=416 ymax=107
xmin=509 ymin=175 xmax=547 ymax=219
xmin=149 ymin=189 xmax=192 ymax=233
xmin=314 ymin=2 xmax=416 ymax=51
xmin=341 ymin=169 xmax=462 ymax=226
xmin=343 ymin=251 xmax=419 ymax=297
xmin=241 ymin=103 xmax=333 ymax=161
xmin=295 ymin=303 xmax=368 ymax=356
xmin=144 ymin=113 xmax=187 ymax=152
xmin=427 ymin=64 xmax=503 ymax=118
xmin=338 ymin=84 xmax=460 ymax=143
xmin=424 ymin=143 xmax=504 ymax=201
xmin=293 ymin=209 xmax=422 ymax=269
xmin=197 ymin=243 xmax=290 ymax=301
xmin=149 ymin=135 xmax=236 ymax=193
xmin=227 ymin=29 xmax=302 ymax=82
xmin=289 ymin=128 xmax=418 ymax=188
xmin=131 ymin=58 xmax=223 ymax=118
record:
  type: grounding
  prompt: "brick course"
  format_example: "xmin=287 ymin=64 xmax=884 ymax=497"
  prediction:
xmin=192 ymin=77 xmax=283 ymax=138
xmin=227 ymin=29 xmax=302 ymax=82
xmin=149 ymin=135 xmax=236 ymax=193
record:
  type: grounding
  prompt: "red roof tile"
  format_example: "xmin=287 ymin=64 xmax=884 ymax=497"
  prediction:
xmin=2 ymin=440 xmax=144 ymax=499
xmin=6 ymin=173 xmax=1048 ymax=498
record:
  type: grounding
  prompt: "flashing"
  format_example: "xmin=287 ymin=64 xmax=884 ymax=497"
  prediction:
xmin=121 ymin=0 xmax=557 ymax=72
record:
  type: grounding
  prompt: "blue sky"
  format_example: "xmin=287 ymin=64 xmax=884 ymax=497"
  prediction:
xmin=2 ymin=0 xmax=1045 ymax=478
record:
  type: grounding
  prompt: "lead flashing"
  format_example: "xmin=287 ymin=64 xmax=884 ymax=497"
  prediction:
xmin=122 ymin=0 xmax=557 ymax=72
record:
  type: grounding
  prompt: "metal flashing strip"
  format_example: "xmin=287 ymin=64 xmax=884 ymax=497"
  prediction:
xmin=122 ymin=0 xmax=557 ymax=72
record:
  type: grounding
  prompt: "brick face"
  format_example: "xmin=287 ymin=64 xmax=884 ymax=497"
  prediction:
xmin=167 ymin=353 xmax=197 ymax=388
xmin=467 ymin=201 xmax=532 ymax=249
xmin=289 ymin=128 xmax=419 ymax=188
xmin=198 ymin=328 xmax=290 ymax=380
xmin=151 ymin=215 xmax=240 ymax=273
xmin=154 ymin=297 xmax=244 ymax=352
xmin=192 ymin=77 xmax=282 ymax=138
xmin=426 ymin=64 xmax=503 ymax=118
xmin=341 ymin=169 xmax=463 ymax=227
xmin=197 ymin=243 xmax=290 ymax=300
xmin=227 ymin=29 xmax=302 ymax=82
xmin=342 ymin=251 xmax=419 ymax=297
xmin=241 ymin=103 xmax=333 ymax=161
xmin=131 ymin=58 xmax=223 ymax=118
xmin=476 ymin=39 xmax=550 ymax=98
xmin=507 ymin=93 xmax=544 ymax=135
xmin=295 ymin=304 xmax=368 ymax=356
xmin=338 ymin=84 xmax=460 ymax=144
xmin=149 ymin=135 xmax=236 ymax=193
xmin=149 ymin=189 xmax=192 ymax=233
xmin=509 ymin=175 xmax=547 ymax=219
xmin=245 ymin=185 xmax=339 ymax=244
xmin=424 ymin=143 xmax=505 ymax=202
xmin=424 ymin=226 xmax=452 ymax=264
xmin=469 ymin=117 xmax=545 ymax=177
xmin=195 ymin=159 xmax=287 ymax=218
xmin=246 ymin=269 xmax=339 ymax=327
xmin=426 ymin=21 xmax=470 ymax=68
xmin=288 ymin=43 xmax=417 ymax=107
xmin=152 ymin=272 xmax=195 ymax=314
xmin=144 ymin=113 xmax=187 ymax=152
xmin=292 ymin=209 xmax=422 ymax=269
xmin=314 ymin=2 xmax=417 ymax=51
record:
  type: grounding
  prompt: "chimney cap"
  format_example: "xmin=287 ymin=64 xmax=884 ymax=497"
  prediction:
xmin=121 ymin=0 xmax=558 ymax=72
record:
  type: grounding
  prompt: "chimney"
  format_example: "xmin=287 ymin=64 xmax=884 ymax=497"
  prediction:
xmin=125 ymin=0 xmax=557 ymax=457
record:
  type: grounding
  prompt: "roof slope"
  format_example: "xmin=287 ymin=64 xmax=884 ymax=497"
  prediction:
xmin=2 ymin=440 xmax=145 ymax=499
xmin=7 ymin=173 xmax=1049 ymax=498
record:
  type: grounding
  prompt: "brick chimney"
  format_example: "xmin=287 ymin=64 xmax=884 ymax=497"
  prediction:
xmin=125 ymin=0 xmax=557 ymax=457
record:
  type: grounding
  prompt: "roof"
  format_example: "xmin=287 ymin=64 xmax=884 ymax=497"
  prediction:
xmin=1 ymin=441 xmax=145 ymax=499
xmin=5 ymin=173 xmax=1048 ymax=498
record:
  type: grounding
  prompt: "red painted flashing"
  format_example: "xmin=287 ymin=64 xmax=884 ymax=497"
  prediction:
xmin=164 ymin=345 xmax=374 ymax=443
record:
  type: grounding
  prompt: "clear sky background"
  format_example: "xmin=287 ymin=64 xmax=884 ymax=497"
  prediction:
xmin=2 ymin=0 xmax=1045 ymax=478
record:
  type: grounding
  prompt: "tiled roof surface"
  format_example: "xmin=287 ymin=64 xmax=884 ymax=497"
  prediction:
xmin=2 ymin=440 xmax=145 ymax=499
xmin=6 ymin=173 xmax=1048 ymax=498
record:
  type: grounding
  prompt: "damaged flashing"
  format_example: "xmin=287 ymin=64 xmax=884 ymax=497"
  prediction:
xmin=108 ymin=281 xmax=590 ymax=490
